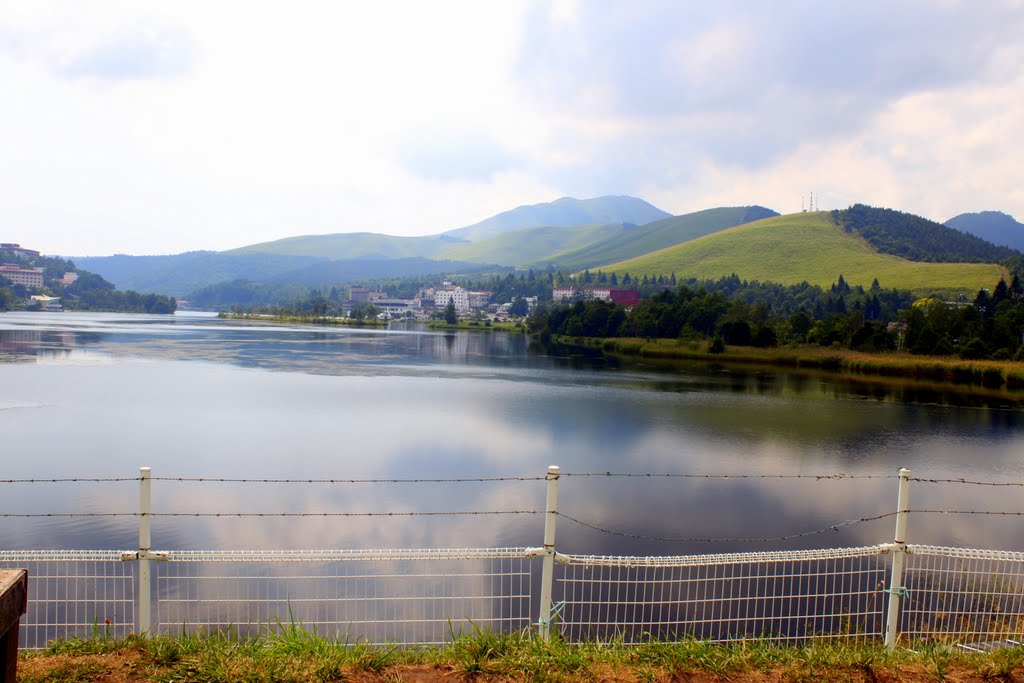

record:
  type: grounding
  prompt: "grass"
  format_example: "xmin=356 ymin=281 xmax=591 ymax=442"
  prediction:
xmin=599 ymin=211 xmax=1003 ymax=295
xmin=562 ymin=336 xmax=1024 ymax=396
xmin=18 ymin=630 xmax=1024 ymax=683
xmin=541 ymin=205 xmax=772 ymax=271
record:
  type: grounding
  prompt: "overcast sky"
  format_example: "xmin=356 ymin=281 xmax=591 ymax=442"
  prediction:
xmin=2 ymin=1 xmax=1023 ymax=256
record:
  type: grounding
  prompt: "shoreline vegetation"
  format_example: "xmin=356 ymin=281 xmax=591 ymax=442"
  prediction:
xmin=426 ymin=319 xmax=524 ymax=332
xmin=19 ymin=631 xmax=1024 ymax=683
xmin=557 ymin=335 xmax=1024 ymax=393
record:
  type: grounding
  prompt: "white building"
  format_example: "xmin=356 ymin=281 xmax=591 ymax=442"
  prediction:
xmin=434 ymin=286 xmax=470 ymax=313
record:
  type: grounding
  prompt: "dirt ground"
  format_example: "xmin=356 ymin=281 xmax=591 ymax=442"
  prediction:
xmin=17 ymin=650 xmax=1024 ymax=683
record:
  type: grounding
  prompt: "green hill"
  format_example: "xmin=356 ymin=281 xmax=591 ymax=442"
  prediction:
xmin=442 ymin=195 xmax=671 ymax=242
xmin=598 ymin=212 xmax=1003 ymax=294
xmin=536 ymin=205 xmax=778 ymax=270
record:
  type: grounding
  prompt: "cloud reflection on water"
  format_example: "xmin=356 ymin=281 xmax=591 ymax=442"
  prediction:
xmin=1 ymin=312 xmax=1024 ymax=558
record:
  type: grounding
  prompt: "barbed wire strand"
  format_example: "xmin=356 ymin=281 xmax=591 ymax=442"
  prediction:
xmin=909 ymin=477 xmax=1024 ymax=487
xmin=0 ymin=510 xmax=539 ymax=518
xmin=5 ymin=474 xmax=1024 ymax=487
xmin=0 ymin=478 xmax=141 ymax=483
xmin=554 ymin=509 xmax=1024 ymax=543
xmin=0 ymin=476 xmax=544 ymax=484
xmin=560 ymin=473 xmax=889 ymax=480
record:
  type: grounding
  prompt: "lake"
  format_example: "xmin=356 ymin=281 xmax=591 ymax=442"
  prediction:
xmin=2 ymin=311 xmax=1024 ymax=558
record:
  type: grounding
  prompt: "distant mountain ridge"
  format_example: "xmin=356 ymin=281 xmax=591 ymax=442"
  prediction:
xmin=69 ymin=196 xmax=1020 ymax=308
xmin=441 ymin=195 xmax=672 ymax=242
xmin=946 ymin=211 xmax=1024 ymax=252
xmin=74 ymin=195 xmax=680 ymax=295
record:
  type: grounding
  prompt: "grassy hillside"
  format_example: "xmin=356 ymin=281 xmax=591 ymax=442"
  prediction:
xmin=599 ymin=212 xmax=1002 ymax=294
xmin=436 ymin=222 xmax=629 ymax=266
xmin=443 ymin=195 xmax=671 ymax=242
xmin=537 ymin=205 xmax=778 ymax=270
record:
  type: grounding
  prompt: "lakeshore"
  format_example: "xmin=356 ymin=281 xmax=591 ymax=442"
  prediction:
xmin=557 ymin=335 xmax=1024 ymax=395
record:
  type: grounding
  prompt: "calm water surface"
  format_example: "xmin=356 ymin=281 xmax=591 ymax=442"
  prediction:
xmin=2 ymin=311 xmax=1023 ymax=556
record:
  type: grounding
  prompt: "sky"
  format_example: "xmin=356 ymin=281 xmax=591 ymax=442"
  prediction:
xmin=2 ymin=1 xmax=1023 ymax=256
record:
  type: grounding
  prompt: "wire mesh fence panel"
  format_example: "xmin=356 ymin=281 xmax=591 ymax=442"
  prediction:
xmin=0 ymin=550 xmax=135 ymax=649
xmin=556 ymin=546 xmax=890 ymax=644
xmin=153 ymin=548 xmax=533 ymax=645
xmin=901 ymin=545 xmax=1024 ymax=646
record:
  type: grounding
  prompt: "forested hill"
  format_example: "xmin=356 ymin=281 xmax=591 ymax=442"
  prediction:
xmin=0 ymin=247 xmax=176 ymax=313
xmin=832 ymin=204 xmax=1021 ymax=263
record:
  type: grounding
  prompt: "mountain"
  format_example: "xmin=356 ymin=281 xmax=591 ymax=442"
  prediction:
xmin=442 ymin=195 xmax=672 ymax=242
xmin=598 ymin=212 xmax=1003 ymax=294
xmin=946 ymin=211 xmax=1024 ymax=252
xmin=534 ymin=205 xmax=779 ymax=271
xmin=263 ymin=257 xmax=496 ymax=285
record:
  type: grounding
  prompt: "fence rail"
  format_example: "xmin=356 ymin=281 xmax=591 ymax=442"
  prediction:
xmin=4 ymin=467 xmax=1024 ymax=649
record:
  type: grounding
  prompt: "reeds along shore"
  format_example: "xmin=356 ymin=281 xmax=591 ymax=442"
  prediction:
xmin=565 ymin=337 xmax=1024 ymax=391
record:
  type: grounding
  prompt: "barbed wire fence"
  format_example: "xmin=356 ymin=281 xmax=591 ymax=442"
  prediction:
xmin=3 ymin=467 xmax=1024 ymax=648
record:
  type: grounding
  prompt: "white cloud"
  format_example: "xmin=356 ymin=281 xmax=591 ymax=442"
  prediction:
xmin=0 ymin=0 xmax=1023 ymax=255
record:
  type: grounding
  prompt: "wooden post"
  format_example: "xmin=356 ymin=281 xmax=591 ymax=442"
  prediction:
xmin=0 ymin=569 xmax=27 ymax=683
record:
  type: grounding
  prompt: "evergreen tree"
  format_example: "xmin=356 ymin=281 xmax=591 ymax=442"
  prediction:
xmin=444 ymin=299 xmax=457 ymax=324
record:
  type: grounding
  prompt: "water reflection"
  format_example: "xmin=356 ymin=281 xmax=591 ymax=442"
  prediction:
xmin=1 ymin=311 xmax=1023 ymax=559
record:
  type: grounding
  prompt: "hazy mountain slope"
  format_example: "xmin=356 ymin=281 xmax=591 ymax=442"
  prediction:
xmin=946 ymin=211 xmax=1024 ymax=252
xmin=263 ymin=257 xmax=496 ymax=285
xmin=598 ymin=212 xmax=1001 ymax=293
xmin=536 ymin=205 xmax=779 ymax=270
xmin=225 ymin=232 xmax=460 ymax=260
xmin=442 ymin=195 xmax=671 ymax=242
xmin=435 ymin=222 xmax=629 ymax=266
xmin=73 ymin=252 xmax=326 ymax=298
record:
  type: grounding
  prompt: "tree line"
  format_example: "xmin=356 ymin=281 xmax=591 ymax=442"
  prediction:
xmin=528 ymin=274 xmax=1024 ymax=358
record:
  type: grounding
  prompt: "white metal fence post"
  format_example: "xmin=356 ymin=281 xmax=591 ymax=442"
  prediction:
xmin=537 ymin=465 xmax=561 ymax=639
xmin=138 ymin=467 xmax=152 ymax=636
xmin=884 ymin=467 xmax=911 ymax=648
